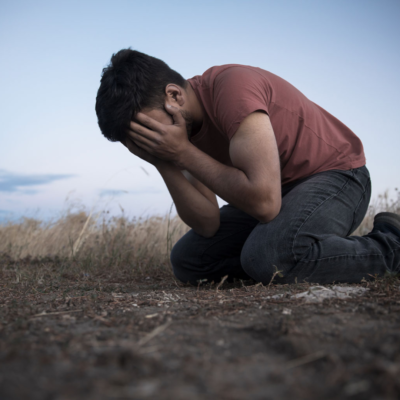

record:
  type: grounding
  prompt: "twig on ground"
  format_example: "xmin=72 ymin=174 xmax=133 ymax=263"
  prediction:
xmin=241 ymin=280 xmax=250 ymax=292
xmin=137 ymin=320 xmax=171 ymax=347
xmin=173 ymin=279 xmax=181 ymax=288
xmin=92 ymin=315 xmax=112 ymax=326
xmin=285 ymin=351 xmax=327 ymax=370
xmin=31 ymin=309 xmax=83 ymax=318
xmin=216 ymin=275 xmax=229 ymax=292
xmin=268 ymin=266 xmax=283 ymax=287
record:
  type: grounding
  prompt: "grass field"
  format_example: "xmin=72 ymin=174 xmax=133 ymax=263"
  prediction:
xmin=0 ymin=192 xmax=399 ymax=399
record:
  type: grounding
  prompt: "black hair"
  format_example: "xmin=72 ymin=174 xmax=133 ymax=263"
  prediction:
xmin=95 ymin=48 xmax=186 ymax=142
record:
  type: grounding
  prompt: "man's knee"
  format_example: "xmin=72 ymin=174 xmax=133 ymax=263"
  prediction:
xmin=170 ymin=237 xmax=191 ymax=283
xmin=240 ymin=228 xmax=295 ymax=284
xmin=170 ymin=231 xmax=208 ymax=284
xmin=240 ymin=246 xmax=275 ymax=284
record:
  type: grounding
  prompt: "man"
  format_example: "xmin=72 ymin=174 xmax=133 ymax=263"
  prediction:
xmin=96 ymin=49 xmax=400 ymax=285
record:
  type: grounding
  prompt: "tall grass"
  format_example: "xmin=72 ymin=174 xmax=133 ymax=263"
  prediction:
xmin=0 ymin=209 xmax=189 ymax=274
xmin=352 ymin=189 xmax=400 ymax=236
xmin=0 ymin=190 xmax=398 ymax=273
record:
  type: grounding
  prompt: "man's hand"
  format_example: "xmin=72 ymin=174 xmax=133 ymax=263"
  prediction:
xmin=127 ymin=105 xmax=192 ymax=165
xmin=122 ymin=137 xmax=161 ymax=166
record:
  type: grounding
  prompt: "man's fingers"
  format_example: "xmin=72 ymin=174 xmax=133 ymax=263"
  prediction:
xmin=165 ymin=104 xmax=186 ymax=126
xmin=128 ymin=121 xmax=159 ymax=142
xmin=135 ymin=113 xmax=165 ymax=132
xmin=128 ymin=130 xmax=158 ymax=149
xmin=125 ymin=137 xmax=153 ymax=154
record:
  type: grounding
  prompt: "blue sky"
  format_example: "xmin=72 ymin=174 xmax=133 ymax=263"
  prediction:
xmin=1 ymin=0 xmax=399 ymax=220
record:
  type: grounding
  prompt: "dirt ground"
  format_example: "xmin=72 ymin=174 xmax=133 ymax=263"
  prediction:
xmin=1 ymin=258 xmax=400 ymax=400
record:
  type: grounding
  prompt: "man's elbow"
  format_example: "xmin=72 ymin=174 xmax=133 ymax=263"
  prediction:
xmin=253 ymin=199 xmax=281 ymax=223
xmin=194 ymin=224 xmax=220 ymax=238
xmin=199 ymin=228 xmax=219 ymax=238
xmin=193 ymin=216 xmax=220 ymax=238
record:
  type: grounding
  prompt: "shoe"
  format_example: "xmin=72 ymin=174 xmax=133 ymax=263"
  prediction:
xmin=373 ymin=212 xmax=400 ymax=237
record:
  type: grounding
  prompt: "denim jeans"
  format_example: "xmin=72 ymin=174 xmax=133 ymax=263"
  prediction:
xmin=170 ymin=166 xmax=400 ymax=285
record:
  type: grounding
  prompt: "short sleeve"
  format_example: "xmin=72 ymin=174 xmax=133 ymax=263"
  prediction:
xmin=212 ymin=66 xmax=271 ymax=140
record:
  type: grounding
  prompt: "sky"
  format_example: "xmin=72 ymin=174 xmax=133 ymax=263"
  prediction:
xmin=0 ymin=0 xmax=399 ymax=221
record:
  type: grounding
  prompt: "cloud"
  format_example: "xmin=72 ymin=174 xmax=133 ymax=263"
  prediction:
xmin=130 ymin=188 xmax=162 ymax=195
xmin=0 ymin=170 xmax=75 ymax=193
xmin=99 ymin=189 xmax=129 ymax=197
xmin=99 ymin=188 xmax=162 ymax=197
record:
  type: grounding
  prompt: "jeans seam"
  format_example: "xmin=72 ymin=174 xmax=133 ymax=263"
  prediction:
xmin=347 ymin=177 xmax=371 ymax=236
xmin=291 ymin=173 xmax=353 ymax=263
xmin=284 ymin=247 xmax=400 ymax=283
xmin=297 ymin=245 xmax=400 ymax=263
xmin=290 ymin=246 xmax=400 ymax=283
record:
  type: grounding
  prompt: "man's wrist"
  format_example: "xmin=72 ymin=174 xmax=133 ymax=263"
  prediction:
xmin=155 ymin=159 xmax=180 ymax=173
xmin=174 ymin=142 xmax=198 ymax=170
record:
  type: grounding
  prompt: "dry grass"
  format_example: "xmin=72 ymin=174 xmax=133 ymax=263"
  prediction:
xmin=352 ymin=189 xmax=400 ymax=235
xmin=0 ymin=208 xmax=189 ymax=276
xmin=0 ymin=190 xmax=398 ymax=275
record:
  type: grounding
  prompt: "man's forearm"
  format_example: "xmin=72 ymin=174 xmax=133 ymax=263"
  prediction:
xmin=176 ymin=145 xmax=277 ymax=222
xmin=156 ymin=161 xmax=220 ymax=237
xmin=127 ymin=108 xmax=281 ymax=222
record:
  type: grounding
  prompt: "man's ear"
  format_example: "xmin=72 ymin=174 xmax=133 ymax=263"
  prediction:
xmin=165 ymin=84 xmax=185 ymax=108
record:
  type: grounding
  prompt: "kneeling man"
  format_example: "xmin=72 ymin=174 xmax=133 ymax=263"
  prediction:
xmin=96 ymin=49 xmax=400 ymax=285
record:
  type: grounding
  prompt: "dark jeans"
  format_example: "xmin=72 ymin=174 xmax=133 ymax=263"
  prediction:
xmin=170 ymin=166 xmax=400 ymax=285
xmin=171 ymin=167 xmax=400 ymax=284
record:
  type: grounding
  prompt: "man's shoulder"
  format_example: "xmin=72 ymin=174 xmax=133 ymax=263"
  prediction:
xmin=190 ymin=64 xmax=273 ymax=88
xmin=206 ymin=64 xmax=269 ymax=74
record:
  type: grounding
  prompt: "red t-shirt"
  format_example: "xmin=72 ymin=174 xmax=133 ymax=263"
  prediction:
xmin=187 ymin=65 xmax=366 ymax=185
